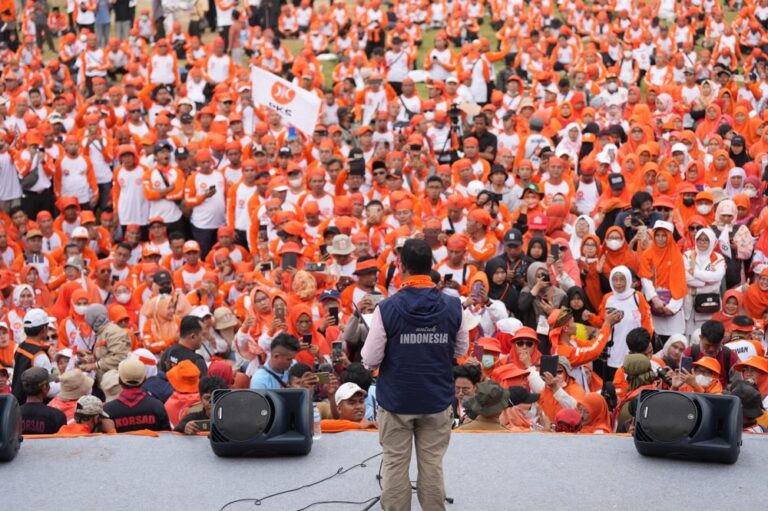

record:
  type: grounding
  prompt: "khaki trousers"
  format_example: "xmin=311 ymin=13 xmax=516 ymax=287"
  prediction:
xmin=378 ymin=406 xmax=452 ymax=511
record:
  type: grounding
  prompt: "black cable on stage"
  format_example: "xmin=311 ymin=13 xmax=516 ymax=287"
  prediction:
xmin=218 ymin=452 xmax=383 ymax=511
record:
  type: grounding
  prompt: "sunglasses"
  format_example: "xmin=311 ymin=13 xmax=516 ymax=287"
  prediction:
xmin=515 ymin=340 xmax=535 ymax=348
xmin=47 ymin=334 xmax=58 ymax=341
xmin=688 ymin=226 xmax=702 ymax=232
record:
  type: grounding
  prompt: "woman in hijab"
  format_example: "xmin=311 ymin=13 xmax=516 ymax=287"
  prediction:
xmin=683 ymin=228 xmax=726 ymax=335
xmin=638 ymin=221 xmax=687 ymax=345
xmin=578 ymin=393 xmax=612 ymax=434
xmin=724 ymin=167 xmax=747 ymax=197
xmin=744 ymin=268 xmax=768 ymax=320
xmin=654 ymin=333 xmax=688 ymax=370
xmin=566 ymin=286 xmax=599 ymax=334
xmin=20 ymin=265 xmax=50 ymax=307
xmin=466 ymin=272 xmax=509 ymax=336
xmin=6 ymin=284 xmax=36 ymax=344
xmin=569 ymin=215 xmax=596 ymax=257
xmin=141 ymin=294 xmax=180 ymax=354
xmin=600 ymin=226 xmax=638 ymax=280
xmin=728 ymin=136 xmax=752 ymax=167
xmin=614 ymin=354 xmax=658 ymax=432
xmin=710 ymin=199 xmax=754 ymax=289
xmin=111 ymin=280 xmax=139 ymax=325
xmin=287 ymin=303 xmax=330 ymax=367
xmin=712 ymin=290 xmax=744 ymax=335
xmin=695 ymin=99 xmax=724 ymax=141
xmin=526 ymin=236 xmax=549 ymax=263
xmin=705 ymin=149 xmax=734 ymax=188
xmin=743 ymin=176 xmax=765 ymax=219
xmin=57 ymin=289 xmax=95 ymax=352
xmin=548 ymin=238 xmax=582 ymax=291
xmin=518 ymin=262 xmax=567 ymax=342
xmin=597 ymin=266 xmax=653 ymax=380
xmin=485 ymin=257 xmax=519 ymax=316
xmin=556 ymin=122 xmax=582 ymax=167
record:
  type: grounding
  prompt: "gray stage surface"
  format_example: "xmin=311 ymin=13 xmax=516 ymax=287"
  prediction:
xmin=3 ymin=432 xmax=767 ymax=510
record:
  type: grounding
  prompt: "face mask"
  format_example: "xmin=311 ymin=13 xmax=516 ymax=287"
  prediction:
xmin=481 ymin=354 xmax=495 ymax=368
xmin=116 ymin=292 xmax=131 ymax=304
xmin=289 ymin=177 xmax=303 ymax=188
xmin=682 ymin=197 xmax=695 ymax=207
xmin=695 ymin=375 xmax=712 ymax=387
xmin=696 ymin=204 xmax=712 ymax=215
xmin=746 ymin=189 xmax=757 ymax=198
xmin=524 ymin=403 xmax=538 ymax=420
xmin=607 ymin=82 xmax=618 ymax=92
xmin=606 ymin=239 xmax=623 ymax=251
xmin=74 ymin=305 xmax=87 ymax=316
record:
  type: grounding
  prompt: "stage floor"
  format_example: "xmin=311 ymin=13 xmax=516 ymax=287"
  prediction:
xmin=3 ymin=431 xmax=767 ymax=510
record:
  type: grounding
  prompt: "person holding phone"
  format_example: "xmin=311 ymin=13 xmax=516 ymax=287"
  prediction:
xmin=285 ymin=303 xmax=331 ymax=367
xmin=362 ymin=239 xmax=468 ymax=511
xmin=176 ymin=376 xmax=228 ymax=435
xmin=183 ymin=149 xmax=226 ymax=259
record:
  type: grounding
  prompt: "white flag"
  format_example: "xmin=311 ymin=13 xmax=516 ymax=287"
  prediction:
xmin=250 ymin=65 xmax=321 ymax=137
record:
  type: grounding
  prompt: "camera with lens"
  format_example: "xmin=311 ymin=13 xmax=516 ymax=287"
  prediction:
xmin=629 ymin=210 xmax=645 ymax=227
xmin=448 ymin=104 xmax=461 ymax=126
xmin=598 ymin=339 xmax=614 ymax=362
xmin=656 ymin=367 xmax=673 ymax=386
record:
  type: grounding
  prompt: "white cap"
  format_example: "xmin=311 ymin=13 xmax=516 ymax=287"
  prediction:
xmin=595 ymin=152 xmax=611 ymax=164
xmin=72 ymin=226 xmax=89 ymax=239
xmin=0 ymin=321 xmax=7 ymax=330
xmin=653 ymin=220 xmax=675 ymax=232
xmin=445 ymin=75 xmax=458 ymax=84
xmin=467 ymin=180 xmax=485 ymax=197
xmin=23 ymin=308 xmax=49 ymax=328
xmin=496 ymin=317 xmax=523 ymax=335
xmin=671 ymin=143 xmax=688 ymax=154
xmin=334 ymin=382 xmax=366 ymax=406
xmin=189 ymin=305 xmax=212 ymax=319
xmin=55 ymin=348 xmax=73 ymax=360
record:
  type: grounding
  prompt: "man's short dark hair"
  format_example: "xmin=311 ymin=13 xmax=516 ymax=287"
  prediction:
xmin=116 ymin=242 xmax=132 ymax=253
xmin=169 ymin=231 xmax=186 ymax=242
xmin=288 ymin=363 xmax=312 ymax=380
xmin=453 ymin=364 xmax=482 ymax=384
xmin=365 ymin=200 xmax=383 ymax=210
xmin=271 ymin=333 xmax=300 ymax=352
xmin=631 ymin=191 xmax=652 ymax=211
xmin=700 ymin=320 xmax=725 ymax=344
xmin=627 ymin=327 xmax=652 ymax=354
xmin=400 ymin=239 xmax=432 ymax=275
xmin=426 ymin=175 xmax=443 ymax=187
xmin=342 ymin=362 xmax=373 ymax=391
xmin=180 ymin=316 xmax=203 ymax=338
xmin=199 ymin=376 xmax=228 ymax=395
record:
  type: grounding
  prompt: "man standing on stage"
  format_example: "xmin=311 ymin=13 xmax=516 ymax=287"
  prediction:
xmin=362 ymin=239 xmax=468 ymax=511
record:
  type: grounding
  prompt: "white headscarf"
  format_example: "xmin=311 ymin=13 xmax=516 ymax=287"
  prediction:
xmin=12 ymin=284 xmax=34 ymax=308
xmin=609 ymin=265 xmax=634 ymax=300
xmin=724 ymin=167 xmax=746 ymax=197
xmin=655 ymin=333 xmax=689 ymax=359
xmin=569 ymin=215 xmax=596 ymax=257
xmin=693 ymin=228 xmax=717 ymax=268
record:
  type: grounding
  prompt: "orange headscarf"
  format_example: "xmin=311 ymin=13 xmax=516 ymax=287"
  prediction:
xmin=638 ymin=224 xmax=687 ymax=300
xmin=600 ymin=227 xmax=638 ymax=277
xmin=578 ymin=392 xmax=612 ymax=433
xmin=287 ymin=303 xmax=329 ymax=366
xmin=744 ymin=276 xmax=768 ymax=320
xmin=148 ymin=294 xmax=180 ymax=344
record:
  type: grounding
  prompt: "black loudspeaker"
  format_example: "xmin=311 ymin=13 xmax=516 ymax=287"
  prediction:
xmin=634 ymin=390 xmax=742 ymax=464
xmin=209 ymin=389 xmax=313 ymax=457
xmin=0 ymin=394 xmax=22 ymax=462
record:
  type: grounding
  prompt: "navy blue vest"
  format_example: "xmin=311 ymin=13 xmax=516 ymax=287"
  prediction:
xmin=376 ymin=286 xmax=462 ymax=414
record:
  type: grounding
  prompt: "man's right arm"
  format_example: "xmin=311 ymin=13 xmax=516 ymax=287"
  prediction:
xmin=361 ymin=308 xmax=387 ymax=370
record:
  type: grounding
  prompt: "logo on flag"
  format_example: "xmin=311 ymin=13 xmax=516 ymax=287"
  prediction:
xmin=251 ymin=65 xmax=321 ymax=137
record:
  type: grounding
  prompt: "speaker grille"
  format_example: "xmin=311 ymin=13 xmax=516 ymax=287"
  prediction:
xmin=214 ymin=391 xmax=272 ymax=442
xmin=637 ymin=392 xmax=698 ymax=443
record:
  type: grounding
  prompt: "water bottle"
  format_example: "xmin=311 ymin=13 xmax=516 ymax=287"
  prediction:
xmin=313 ymin=403 xmax=322 ymax=439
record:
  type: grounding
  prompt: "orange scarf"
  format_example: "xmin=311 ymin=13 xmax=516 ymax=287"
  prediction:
xmin=400 ymin=275 xmax=435 ymax=289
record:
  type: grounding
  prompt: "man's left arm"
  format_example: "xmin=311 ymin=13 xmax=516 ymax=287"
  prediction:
xmin=361 ymin=308 xmax=387 ymax=370
xmin=454 ymin=308 xmax=469 ymax=359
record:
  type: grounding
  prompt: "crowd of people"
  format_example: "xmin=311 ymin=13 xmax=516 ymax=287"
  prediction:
xmin=4 ymin=0 xmax=768 ymax=438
